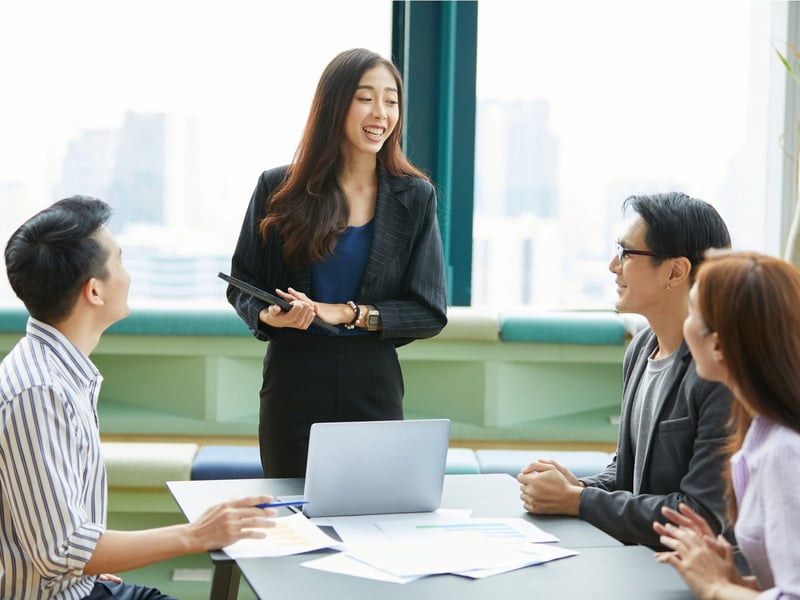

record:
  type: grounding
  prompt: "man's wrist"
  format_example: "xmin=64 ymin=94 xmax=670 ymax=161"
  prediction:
xmin=568 ymin=484 xmax=583 ymax=516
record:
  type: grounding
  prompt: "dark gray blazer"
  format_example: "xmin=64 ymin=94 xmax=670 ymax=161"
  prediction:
xmin=579 ymin=327 xmax=732 ymax=547
xmin=228 ymin=164 xmax=448 ymax=347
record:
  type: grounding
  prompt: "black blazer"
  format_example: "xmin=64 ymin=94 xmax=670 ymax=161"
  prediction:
xmin=579 ymin=327 xmax=733 ymax=547
xmin=228 ymin=164 xmax=448 ymax=347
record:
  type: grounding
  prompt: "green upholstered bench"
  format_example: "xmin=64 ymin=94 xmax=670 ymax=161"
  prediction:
xmin=499 ymin=310 xmax=628 ymax=345
xmin=191 ymin=445 xmax=263 ymax=480
xmin=103 ymin=442 xmax=199 ymax=487
xmin=0 ymin=306 xmax=251 ymax=337
xmin=2 ymin=306 xmax=634 ymax=345
xmin=474 ymin=449 xmax=613 ymax=479
xmin=104 ymin=309 xmax=250 ymax=336
xmin=434 ymin=307 xmax=500 ymax=342
xmin=445 ymin=447 xmax=482 ymax=474
xmin=187 ymin=445 xmax=615 ymax=480
xmin=114 ymin=307 xmax=631 ymax=346
xmin=2 ymin=306 xmax=630 ymax=443
xmin=0 ymin=308 xmax=27 ymax=333
xmin=189 ymin=445 xmax=483 ymax=479
xmin=103 ymin=442 xmax=199 ymax=518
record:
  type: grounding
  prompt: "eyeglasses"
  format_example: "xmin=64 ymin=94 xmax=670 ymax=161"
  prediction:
xmin=614 ymin=240 xmax=660 ymax=263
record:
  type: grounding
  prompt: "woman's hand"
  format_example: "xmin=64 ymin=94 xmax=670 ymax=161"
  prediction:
xmin=655 ymin=523 xmax=747 ymax=599
xmin=278 ymin=288 xmax=361 ymax=328
xmin=186 ymin=495 xmax=278 ymax=552
xmin=259 ymin=289 xmax=316 ymax=330
xmin=658 ymin=504 xmax=716 ymax=539
xmin=653 ymin=504 xmax=754 ymax=599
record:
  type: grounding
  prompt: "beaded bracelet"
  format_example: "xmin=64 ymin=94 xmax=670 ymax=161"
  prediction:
xmin=344 ymin=300 xmax=360 ymax=330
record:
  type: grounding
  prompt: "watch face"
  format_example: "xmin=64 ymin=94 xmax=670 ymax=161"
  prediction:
xmin=366 ymin=308 xmax=380 ymax=330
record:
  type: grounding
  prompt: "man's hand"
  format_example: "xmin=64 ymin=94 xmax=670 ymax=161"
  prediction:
xmin=187 ymin=495 xmax=279 ymax=552
xmin=517 ymin=461 xmax=583 ymax=516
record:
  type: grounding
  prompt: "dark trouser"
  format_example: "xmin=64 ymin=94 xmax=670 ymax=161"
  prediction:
xmin=84 ymin=580 xmax=177 ymax=600
xmin=259 ymin=329 xmax=404 ymax=478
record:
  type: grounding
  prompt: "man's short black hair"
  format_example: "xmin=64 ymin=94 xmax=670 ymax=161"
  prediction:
xmin=5 ymin=196 xmax=113 ymax=323
xmin=623 ymin=192 xmax=731 ymax=282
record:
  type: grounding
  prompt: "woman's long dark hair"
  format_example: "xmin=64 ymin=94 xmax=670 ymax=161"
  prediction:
xmin=694 ymin=252 xmax=800 ymax=520
xmin=259 ymin=48 xmax=427 ymax=267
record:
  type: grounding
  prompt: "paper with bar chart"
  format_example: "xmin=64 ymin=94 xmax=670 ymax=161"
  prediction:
xmin=301 ymin=515 xmax=576 ymax=581
xmin=375 ymin=517 xmax=559 ymax=544
xmin=223 ymin=512 xmax=340 ymax=559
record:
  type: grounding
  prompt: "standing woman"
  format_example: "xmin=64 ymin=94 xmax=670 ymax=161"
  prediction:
xmin=654 ymin=252 xmax=800 ymax=599
xmin=227 ymin=48 xmax=448 ymax=478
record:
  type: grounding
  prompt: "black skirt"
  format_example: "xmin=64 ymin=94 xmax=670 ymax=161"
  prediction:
xmin=258 ymin=329 xmax=404 ymax=477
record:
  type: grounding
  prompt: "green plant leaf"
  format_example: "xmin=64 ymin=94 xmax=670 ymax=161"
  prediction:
xmin=776 ymin=48 xmax=800 ymax=84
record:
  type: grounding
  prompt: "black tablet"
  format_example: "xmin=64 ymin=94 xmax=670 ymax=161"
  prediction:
xmin=219 ymin=272 xmax=339 ymax=335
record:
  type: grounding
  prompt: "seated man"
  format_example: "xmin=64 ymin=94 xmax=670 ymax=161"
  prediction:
xmin=0 ymin=196 xmax=279 ymax=599
xmin=518 ymin=192 xmax=733 ymax=547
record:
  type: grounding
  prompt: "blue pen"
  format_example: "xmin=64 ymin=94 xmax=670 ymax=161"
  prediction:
xmin=255 ymin=500 xmax=308 ymax=509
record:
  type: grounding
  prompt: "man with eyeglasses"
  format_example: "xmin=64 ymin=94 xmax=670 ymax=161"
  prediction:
xmin=518 ymin=192 xmax=734 ymax=548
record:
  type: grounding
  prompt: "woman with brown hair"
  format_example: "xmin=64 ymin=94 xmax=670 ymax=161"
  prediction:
xmin=654 ymin=251 xmax=800 ymax=599
xmin=227 ymin=48 xmax=447 ymax=478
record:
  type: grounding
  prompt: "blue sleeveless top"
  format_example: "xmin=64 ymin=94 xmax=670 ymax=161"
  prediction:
xmin=311 ymin=221 xmax=374 ymax=336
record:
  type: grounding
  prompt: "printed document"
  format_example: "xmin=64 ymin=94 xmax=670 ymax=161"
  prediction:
xmin=223 ymin=512 xmax=339 ymax=559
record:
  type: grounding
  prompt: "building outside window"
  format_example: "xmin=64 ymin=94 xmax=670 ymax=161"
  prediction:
xmin=0 ymin=0 xmax=392 ymax=306
xmin=473 ymin=0 xmax=784 ymax=309
xmin=0 ymin=0 xmax=791 ymax=312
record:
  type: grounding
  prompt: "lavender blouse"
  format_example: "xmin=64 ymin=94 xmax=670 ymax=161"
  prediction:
xmin=731 ymin=415 xmax=800 ymax=599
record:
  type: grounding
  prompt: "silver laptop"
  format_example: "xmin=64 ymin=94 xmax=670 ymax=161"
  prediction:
xmin=301 ymin=418 xmax=450 ymax=517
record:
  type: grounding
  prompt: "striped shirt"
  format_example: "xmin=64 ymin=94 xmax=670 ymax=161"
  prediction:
xmin=0 ymin=318 xmax=106 ymax=599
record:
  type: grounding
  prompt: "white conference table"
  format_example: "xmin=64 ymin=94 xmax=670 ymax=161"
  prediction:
xmin=168 ymin=474 xmax=693 ymax=600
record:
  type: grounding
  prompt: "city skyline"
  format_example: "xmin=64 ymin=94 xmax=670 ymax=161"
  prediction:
xmin=0 ymin=88 xmax=749 ymax=309
xmin=0 ymin=0 xmax=782 ymax=308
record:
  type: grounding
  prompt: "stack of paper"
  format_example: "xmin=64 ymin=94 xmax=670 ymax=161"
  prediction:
xmin=304 ymin=512 xmax=575 ymax=582
xmin=221 ymin=509 xmax=578 ymax=583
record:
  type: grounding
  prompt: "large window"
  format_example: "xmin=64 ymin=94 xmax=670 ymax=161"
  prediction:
xmin=473 ymin=1 xmax=785 ymax=309
xmin=0 ymin=0 xmax=392 ymax=306
xmin=2 ymin=1 xmax=793 ymax=312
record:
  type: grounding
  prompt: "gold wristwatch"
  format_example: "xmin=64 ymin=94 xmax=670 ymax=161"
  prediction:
xmin=364 ymin=305 xmax=381 ymax=331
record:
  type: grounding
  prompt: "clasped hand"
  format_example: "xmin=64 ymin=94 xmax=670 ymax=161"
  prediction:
xmin=517 ymin=459 xmax=582 ymax=516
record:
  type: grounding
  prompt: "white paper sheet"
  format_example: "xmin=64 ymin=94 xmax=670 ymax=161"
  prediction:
xmin=223 ymin=511 xmax=340 ymax=559
xmin=375 ymin=517 xmax=559 ymax=544
xmin=344 ymin=537 xmax=548 ymax=577
xmin=453 ymin=543 xmax=578 ymax=578
xmin=302 ymin=542 xmax=577 ymax=583
xmin=326 ymin=508 xmax=472 ymax=548
xmin=301 ymin=553 xmax=423 ymax=584
xmin=340 ymin=516 xmax=566 ymax=578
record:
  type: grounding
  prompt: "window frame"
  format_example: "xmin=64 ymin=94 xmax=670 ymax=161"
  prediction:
xmin=393 ymin=0 xmax=800 ymax=306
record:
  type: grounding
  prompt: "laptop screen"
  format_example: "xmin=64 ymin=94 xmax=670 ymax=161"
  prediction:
xmin=302 ymin=419 xmax=451 ymax=517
